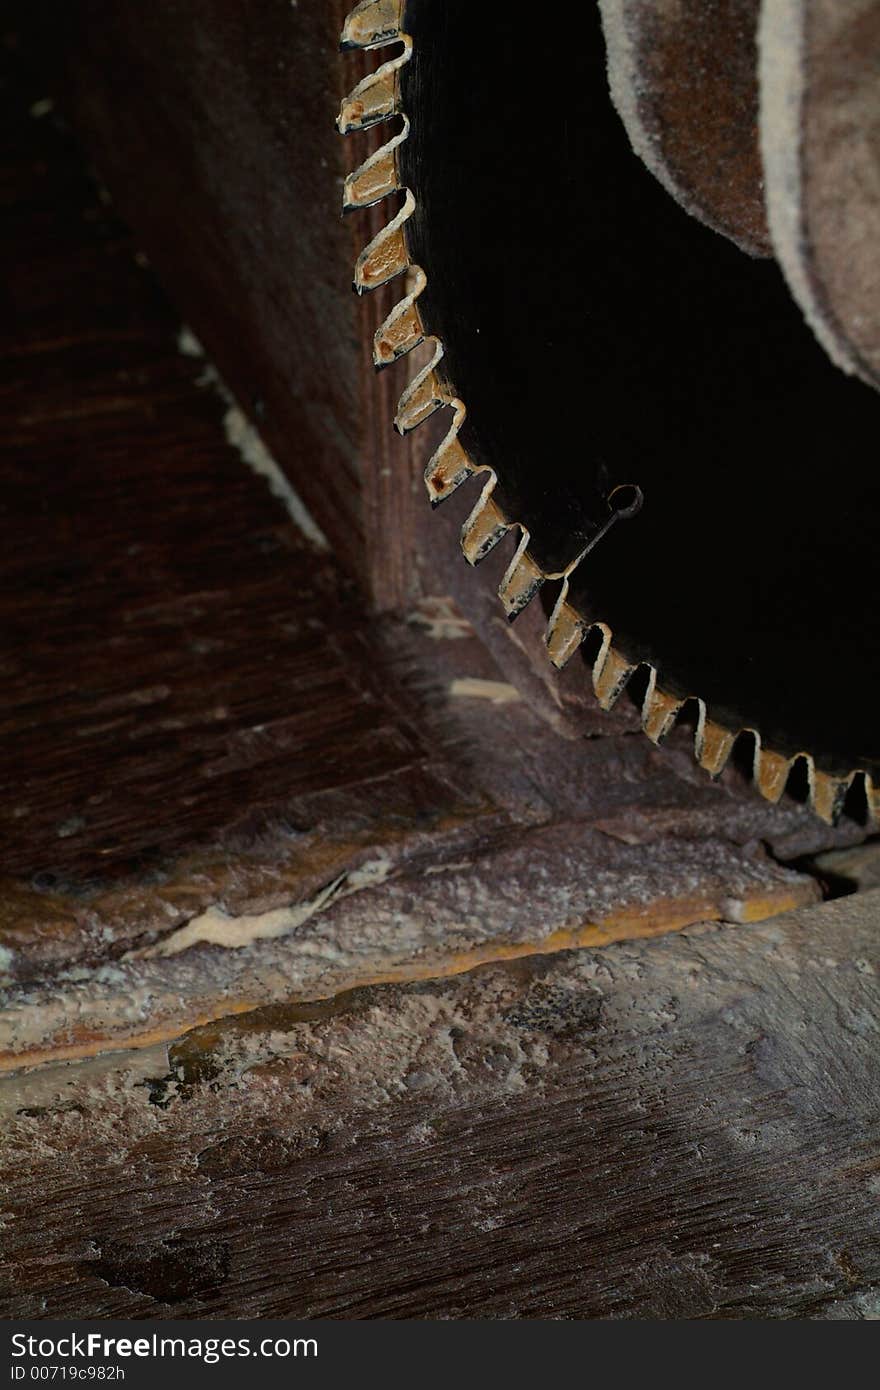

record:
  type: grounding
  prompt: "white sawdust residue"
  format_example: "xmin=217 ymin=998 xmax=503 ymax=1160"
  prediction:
xmin=133 ymin=856 xmax=394 ymax=960
xmin=407 ymin=597 xmax=475 ymax=641
xmin=176 ymin=326 xmax=329 ymax=550
xmin=448 ymin=678 xmax=521 ymax=704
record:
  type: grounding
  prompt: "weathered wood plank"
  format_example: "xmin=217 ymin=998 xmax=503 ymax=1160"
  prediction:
xmin=15 ymin=0 xmax=426 ymax=606
xmin=3 ymin=892 xmax=878 ymax=1319
xmin=0 ymin=820 xmax=817 ymax=1070
xmin=0 ymin=47 xmax=444 ymax=887
xmin=0 ymin=38 xmax=866 ymax=1071
xmin=2 ymin=28 xmax=879 ymax=1322
xmin=41 ymin=0 xmax=376 ymax=591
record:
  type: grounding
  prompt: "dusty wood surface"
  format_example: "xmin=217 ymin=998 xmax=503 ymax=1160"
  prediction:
xmin=3 ymin=891 xmax=879 ymax=1319
xmin=0 ymin=42 xmax=437 ymax=888
xmin=3 ymin=12 xmax=880 ymax=1322
xmin=0 ymin=20 xmax=870 ymax=1066
xmin=13 ymin=0 xmax=424 ymax=604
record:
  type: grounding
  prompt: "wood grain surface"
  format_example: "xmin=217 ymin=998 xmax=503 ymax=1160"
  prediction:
xmin=2 ymin=10 xmax=879 ymax=1321
xmin=0 ymin=10 xmax=869 ymax=1055
xmin=0 ymin=39 xmax=418 ymax=884
xmin=3 ymin=892 xmax=879 ymax=1319
xmin=15 ymin=0 xmax=424 ymax=603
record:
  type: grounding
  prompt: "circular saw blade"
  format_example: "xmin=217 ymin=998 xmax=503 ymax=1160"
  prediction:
xmin=339 ymin=0 xmax=880 ymax=824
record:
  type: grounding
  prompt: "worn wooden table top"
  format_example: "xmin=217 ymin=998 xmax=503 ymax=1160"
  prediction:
xmin=4 ymin=892 xmax=879 ymax=1319
xmin=1 ymin=20 xmax=878 ymax=1319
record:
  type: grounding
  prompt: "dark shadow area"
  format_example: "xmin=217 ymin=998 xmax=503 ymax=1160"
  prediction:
xmin=401 ymin=0 xmax=879 ymax=776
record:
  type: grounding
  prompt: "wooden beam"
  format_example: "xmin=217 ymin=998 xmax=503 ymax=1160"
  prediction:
xmin=3 ymin=892 xmax=879 ymax=1318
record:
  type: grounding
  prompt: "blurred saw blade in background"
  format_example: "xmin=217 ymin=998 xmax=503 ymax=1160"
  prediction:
xmin=338 ymin=0 xmax=880 ymax=826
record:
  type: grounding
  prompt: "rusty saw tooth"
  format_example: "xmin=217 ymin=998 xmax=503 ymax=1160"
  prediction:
xmin=811 ymin=769 xmax=855 ymax=827
xmin=641 ymin=671 xmax=683 ymax=744
xmin=340 ymin=0 xmax=404 ymax=51
xmin=460 ymin=485 xmax=511 ymax=565
xmin=424 ymin=404 xmax=475 ymax=503
xmin=354 ymin=189 xmax=415 ymax=291
xmin=753 ymin=744 xmax=794 ymax=805
xmin=545 ymin=596 xmax=586 ymax=668
xmin=373 ymin=265 xmax=425 ymax=365
xmin=592 ymin=642 xmax=637 ymax=711
xmin=395 ymin=343 xmax=448 ymax=433
xmin=344 ymin=122 xmax=408 ymax=210
xmin=695 ymin=710 xmax=737 ymax=777
xmin=337 ymin=36 xmax=411 ymax=133
xmin=498 ymin=540 xmax=544 ymax=620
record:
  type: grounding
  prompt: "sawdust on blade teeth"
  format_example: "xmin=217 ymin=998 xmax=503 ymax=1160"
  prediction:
xmin=337 ymin=2 xmax=875 ymax=829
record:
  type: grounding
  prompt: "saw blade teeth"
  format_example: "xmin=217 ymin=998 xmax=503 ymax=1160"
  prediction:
xmin=344 ymin=133 xmax=404 ymax=210
xmin=424 ymin=411 xmax=474 ymax=503
xmin=338 ymin=39 xmax=411 ymax=133
xmin=354 ymin=190 xmax=415 ymax=291
xmin=339 ymin=7 xmax=875 ymax=827
xmin=811 ymin=768 xmax=851 ymax=825
xmin=340 ymin=0 xmax=404 ymax=50
xmin=695 ymin=712 xmax=736 ymax=776
xmin=395 ymin=349 xmax=446 ymax=433
xmin=498 ymin=542 xmax=544 ymax=619
xmin=461 ymin=490 xmax=510 ymax=565
xmin=373 ymin=267 xmax=426 ymax=365
xmin=545 ymin=598 xmax=585 ymax=668
xmin=641 ymin=675 xmax=683 ymax=743
xmin=593 ymin=645 xmax=637 ymax=711
xmin=754 ymin=745 xmax=793 ymax=804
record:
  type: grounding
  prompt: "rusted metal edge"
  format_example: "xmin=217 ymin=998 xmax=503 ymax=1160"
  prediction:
xmin=336 ymin=0 xmax=877 ymax=828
